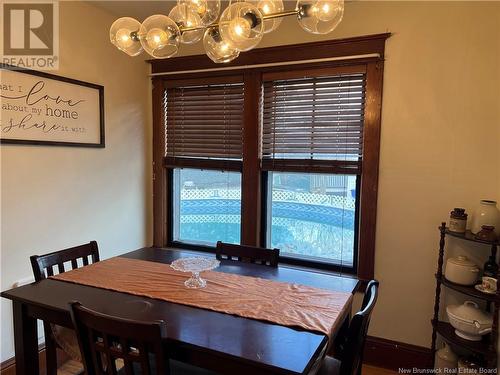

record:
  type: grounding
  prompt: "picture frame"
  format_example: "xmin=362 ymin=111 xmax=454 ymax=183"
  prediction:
xmin=0 ymin=64 xmax=105 ymax=147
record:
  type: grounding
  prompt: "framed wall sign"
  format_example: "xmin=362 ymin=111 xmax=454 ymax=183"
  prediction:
xmin=0 ymin=64 xmax=104 ymax=147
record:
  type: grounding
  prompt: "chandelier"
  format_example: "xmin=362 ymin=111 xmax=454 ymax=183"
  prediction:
xmin=110 ymin=0 xmax=344 ymax=63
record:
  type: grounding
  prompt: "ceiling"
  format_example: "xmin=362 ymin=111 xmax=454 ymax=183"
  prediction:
xmin=92 ymin=1 xmax=234 ymax=21
xmin=91 ymin=1 xmax=176 ymax=21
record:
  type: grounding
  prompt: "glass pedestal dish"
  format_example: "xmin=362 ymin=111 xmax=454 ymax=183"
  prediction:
xmin=170 ymin=257 xmax=220 ymax=289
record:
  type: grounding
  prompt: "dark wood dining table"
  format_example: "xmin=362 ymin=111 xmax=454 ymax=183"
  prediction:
xmin=1 ymin=247 xmax=359 ymax=375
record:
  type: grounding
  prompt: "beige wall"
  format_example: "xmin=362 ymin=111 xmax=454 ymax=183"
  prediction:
xmin=1 ymin=0 xmax=499 ymax=363
xmin=0 ymin=2 xmax=151 ymax=361
xmin=179 ymin=1 xmax=500 ymax=348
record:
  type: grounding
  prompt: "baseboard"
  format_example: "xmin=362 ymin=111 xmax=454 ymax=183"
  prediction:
xmin=364 ymin=336 xmax=433 ymax=370
xmin=0 ymin=345 xmax=70 ymax=375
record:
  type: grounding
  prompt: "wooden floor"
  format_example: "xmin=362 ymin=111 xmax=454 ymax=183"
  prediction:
xmin=364 ymin=365 xmax=397 ymax=375
xmin=58 ymin=360 xmax=397 ymax=375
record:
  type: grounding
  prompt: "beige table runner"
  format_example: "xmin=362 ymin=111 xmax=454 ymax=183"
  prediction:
xmin=51 ymin=257 xmax=352 ymax=337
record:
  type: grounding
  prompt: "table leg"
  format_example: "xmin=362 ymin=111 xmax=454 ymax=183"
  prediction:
xmin=13 ymin=301 xmax=39 ymax=375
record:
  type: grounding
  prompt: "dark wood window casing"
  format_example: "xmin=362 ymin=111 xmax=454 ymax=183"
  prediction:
xmin=151 ymin=33 xmax=390 ymax=280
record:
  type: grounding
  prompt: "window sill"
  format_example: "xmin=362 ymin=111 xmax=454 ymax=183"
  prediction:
xmin=163 ymin=243 xmax=360 ymax=285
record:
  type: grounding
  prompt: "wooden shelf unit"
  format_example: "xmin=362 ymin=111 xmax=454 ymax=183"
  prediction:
xmin=436 ymin=275 xmax=498 ymax=303
xmin=432 ymin=321 xmax=497 ymax=361
xmin=431 ymin=223 xmax=499 ymax=369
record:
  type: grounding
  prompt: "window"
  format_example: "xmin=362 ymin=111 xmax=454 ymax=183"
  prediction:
xmin=262 ymin=71 xmax=365 ymax=268
xmin=163 ymin=77 xmax=245 ymax=248
xmin=267 ymin=172 xmax=357 ymax=266
xmin=152 ymin=34 xmax=388 ymax=278
xmin=172 ymin=168 xmax=241 ymax=246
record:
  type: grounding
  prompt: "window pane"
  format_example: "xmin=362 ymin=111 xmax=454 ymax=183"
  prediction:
xmin=267 ymin=172 xmax=357 ymax=266
xmin=173 ymin=168 xmax=241 ymax=245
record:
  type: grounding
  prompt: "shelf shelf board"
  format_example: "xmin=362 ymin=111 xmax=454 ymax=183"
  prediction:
xmin=444 ymin=229 xmax=498 ymax=246
xmin=433 ymin=321 xmax=497 ymax=359
xmin=436 ymin=274 xmax=498 ymax=303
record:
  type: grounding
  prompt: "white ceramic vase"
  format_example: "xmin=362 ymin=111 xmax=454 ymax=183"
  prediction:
xmin=435 ymin=342 xmax=458 ymax=372
xmin=471 ymin=200 xmax=499 ymax=234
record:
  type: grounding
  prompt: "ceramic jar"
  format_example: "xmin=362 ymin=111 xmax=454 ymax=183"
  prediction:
xmin=449 ymin=208 xmax=467 ymax=233
xmin=435 ymin=342 xmax=458 ymax=372
xmin=471 ymin=200 xmax=499 ymax=234
xmin=475 ymin=225 xmax=497 ymax=242
xmin=444 ymin=256 xmax=479 ymax=285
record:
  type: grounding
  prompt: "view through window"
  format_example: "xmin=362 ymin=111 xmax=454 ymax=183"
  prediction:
xmin=172 ymin=168 xmax=241 ymax=245
xmin=267 ymin=172 xmax=356 ymax=265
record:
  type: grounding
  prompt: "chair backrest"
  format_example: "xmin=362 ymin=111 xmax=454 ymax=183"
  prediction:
xmin=69 ymin=301 xmax=168 ymax=375
xmin=339 ymin=280 xmax=379 ymax=375
xmin=216 ymin=241 xmax=280 ymax=267
xmin=30 ymin=241 xmax=100 ymax=281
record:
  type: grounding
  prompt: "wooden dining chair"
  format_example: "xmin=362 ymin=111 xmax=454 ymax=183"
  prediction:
xmin=69 ymin=301 xmax=167 ymax=375
xmin=314 ymin=280 xmax=379 ymax=375
xmin=30 ymin=241 xmax=100 ymax=375
xmin=215 ymin=241 xmax=280 ymax=267
xmin=69 ymin=302 xmax=215 ymax=375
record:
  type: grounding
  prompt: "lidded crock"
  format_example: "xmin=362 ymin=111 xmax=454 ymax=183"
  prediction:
xmin=447 ymin=301 xmax=492 ymax=327
xmin=448 ymin=256 xmax=476 ymax=268
xmin=444 ymin=256 xmax=479 ymax=285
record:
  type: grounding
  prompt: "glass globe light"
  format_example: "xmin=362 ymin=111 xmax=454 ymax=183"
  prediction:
xmin=110 ymin=17 xmax=143 ymax=56
xmin=220 ymin=2 xmax=264 ymax=51
xmin=297 ymin=0 xmax=344 ymax=35
xmin=177 ymin=0 xmax=221 ymax=26
xmin=169 ymin=4 xmax=203 ymax=44
xmin=250 ymin=0 xmax=283 ymax=33
xmin=139 ymin=15 xmax=180 ymax=59
xmin=203 ymin=27 xmax=240 ymax=63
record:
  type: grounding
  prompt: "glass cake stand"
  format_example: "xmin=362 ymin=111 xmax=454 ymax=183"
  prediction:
xmin=170 ymin=257 xmax=220 ymax=289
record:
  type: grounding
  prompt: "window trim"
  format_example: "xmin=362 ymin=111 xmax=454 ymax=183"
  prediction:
xmin=151 ymin=33 xmax=390 ymax=280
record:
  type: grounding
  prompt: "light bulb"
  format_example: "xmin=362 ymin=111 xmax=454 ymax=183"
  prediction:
xmin=115 ymin=28 xmax=134 ymax=49
xmin=229 ymin=17 xmax=251 ymax=41
xmin=314 ymin=0 xmax=338 ymax=22
xmin=169 ymin=4 xmax=203 ymax=44
xmin=203 ymin=27 xmax=239 ymax=63
xmin=250 ymin=0 xmax=283 ymax=33
xmin=219 ymin=2 xmax=264 ymax=51
xmin=178 ymin=0 xmax=220 ymax=26
xmin=191 ymin=0 xmax=207 ymax=15
xmin=297 ymin=0 xmax=344 ymax=35
xmin=110 ymin=17 xmax=143 ymax=56
xmin=139 ymin=15 xmax=180 ymax=59
xmin=146 ymin=28 xmax=169 ymax=49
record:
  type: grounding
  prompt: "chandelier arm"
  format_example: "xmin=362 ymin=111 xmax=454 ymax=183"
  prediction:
xmin=178 ymin=9 xmax=299 ymax=33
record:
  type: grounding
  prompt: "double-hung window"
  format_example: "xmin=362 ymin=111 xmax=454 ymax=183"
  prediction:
xmin=152 ymin=34 xmax=387 ymax=278
xmin=164 ymin=77 xmax=244 ymax=246
xmin=262 ymin=69 xmax=365 ymax=268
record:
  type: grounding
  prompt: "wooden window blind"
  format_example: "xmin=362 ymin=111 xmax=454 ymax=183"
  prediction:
xmin=164 ymin=80 xmax=244 ymax=170
xmin=262 ymin=73 xmax=366 ymax=174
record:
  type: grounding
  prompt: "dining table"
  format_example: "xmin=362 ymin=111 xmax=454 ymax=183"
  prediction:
xmin=1 ymin=247 xmax=359 ymax=375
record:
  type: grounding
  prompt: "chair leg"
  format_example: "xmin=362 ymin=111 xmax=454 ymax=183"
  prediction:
xmin=44 ymin=329 xmax=58 ymax=375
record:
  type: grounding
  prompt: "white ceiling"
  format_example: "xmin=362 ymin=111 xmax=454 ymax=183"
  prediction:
xmin=91 ymin=0 xmax=237 ymax=21
xmin=91 ymin=1 xmax=176 ymax=21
